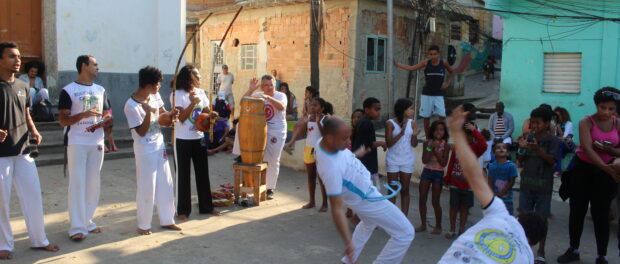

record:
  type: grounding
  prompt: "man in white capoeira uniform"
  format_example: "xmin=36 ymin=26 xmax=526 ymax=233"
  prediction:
xmin=439 ymin=106 xmax=547 ymax=264
xmin=58 ymin=55 xmax=110 ymax=241
xmin=0 ymin=42 xmax=59 ymax=260
xmin=243 ymin=75 xmax=287 ymax=199
xmin=124 ymin=66 xmax=181 ymax=235
xmin=315 ymin=117 xmax=414 ymax=264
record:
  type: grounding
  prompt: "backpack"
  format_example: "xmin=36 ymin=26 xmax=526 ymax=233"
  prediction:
xmin=31 ymin=89 xmax=55 ymax=122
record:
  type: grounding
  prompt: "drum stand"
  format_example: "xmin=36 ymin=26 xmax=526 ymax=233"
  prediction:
xmin=233 ymin=162 xmax=268 ymax=206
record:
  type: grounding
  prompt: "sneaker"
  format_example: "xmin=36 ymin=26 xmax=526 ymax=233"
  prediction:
xmin=557 ymin=248 xmax=580 ymax=263
xmin=595 ymin=256 xmax=608 ymax=264
xmin=267 ymin=189 xmax=274 ymax=200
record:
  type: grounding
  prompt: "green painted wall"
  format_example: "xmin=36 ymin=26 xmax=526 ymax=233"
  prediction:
xmin=487 ymin=0 xmax=620 ymax=141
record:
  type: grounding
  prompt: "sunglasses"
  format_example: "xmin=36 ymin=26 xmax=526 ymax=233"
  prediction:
xmin=602 ymin=91 xmax=620 ymax=100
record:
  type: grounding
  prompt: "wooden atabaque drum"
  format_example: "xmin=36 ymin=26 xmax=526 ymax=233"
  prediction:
xmin=239 ymin=96 xmax=267 ymax=164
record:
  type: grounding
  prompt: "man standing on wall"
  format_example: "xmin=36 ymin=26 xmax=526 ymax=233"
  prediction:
xmin=58 ymin=55 xmax=111 ymax=241
xmin=244 ymin=75 xmax=287 ymax=199
xmin=395 ymin=45 xmax=454 ymax=136
xmin=0 ymin=42 xmax=59 ymax=260
xmin=216 ymin=65 xmax=235 ymax=119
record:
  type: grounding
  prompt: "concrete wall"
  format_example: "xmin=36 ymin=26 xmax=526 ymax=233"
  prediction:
xmin=50 ymin=0 xmax=185 ymax=123
xmin=196 ymin=0 xmax=356 ymax=118
xmin=488 ymin=0 xmax=620 ymax=140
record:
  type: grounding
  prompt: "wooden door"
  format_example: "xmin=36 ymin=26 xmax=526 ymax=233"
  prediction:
xmin=0 ymin=0 xmax=42 ymax=63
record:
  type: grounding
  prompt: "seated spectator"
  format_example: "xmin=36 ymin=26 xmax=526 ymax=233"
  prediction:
xmin=208 ymin=119 xmax=237 ymax=155
xmin=488 ymin=102 xmax=514 ymax=144
xmin=19 ymin=61 xmax=48 ymax=105
xmin=212 ymin=91 xmax=232 ymax=120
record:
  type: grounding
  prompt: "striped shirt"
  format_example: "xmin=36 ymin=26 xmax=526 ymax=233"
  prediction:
xmin=494 ymin=116 xmax=506 ymax=138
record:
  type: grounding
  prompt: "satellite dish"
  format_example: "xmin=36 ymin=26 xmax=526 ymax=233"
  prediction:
xmin=447 ymin=45 xmax=457 ymax=65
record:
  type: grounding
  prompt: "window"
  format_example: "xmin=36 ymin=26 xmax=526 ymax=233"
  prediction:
xmin=450 ymin=22 xmax=461 ymax=41
xmin=366 ymin=36 xmax=386 ymax=72
xmin=211 ymin=41 xmax=224 ymax=65
xmin=543 ymin=53 xmax=582 ymax=93
xmin=240 ymin=44 xmax=257 ymax=70
xmin=469 ymin=20 xmax=479 ymax=44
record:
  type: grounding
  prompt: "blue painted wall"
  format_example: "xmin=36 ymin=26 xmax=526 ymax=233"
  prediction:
xmin=487 ymin=0 xmax=620 ymax=141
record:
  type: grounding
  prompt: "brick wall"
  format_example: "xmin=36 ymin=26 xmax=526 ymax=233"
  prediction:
xmin=198 ymin=2 xmax=355 ymax=117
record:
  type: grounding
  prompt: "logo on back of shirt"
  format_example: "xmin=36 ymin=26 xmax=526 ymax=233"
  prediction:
xmin=474 ymin=229 xmax=517 ymax=263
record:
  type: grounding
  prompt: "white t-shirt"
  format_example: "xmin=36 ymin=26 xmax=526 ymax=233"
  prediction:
xmin=124 ymin=92 xmax=165 ymax=155
xmin=252 ymin=91 xmax=287 ymax=135
xmin=563 ymin=121 xmax=574 ymax=138
xmin=315 ymin=139 xmax=385 ymax=209
xmin=217 ymin=73 xmax=235 ymax=94
xmin=60 ymin=82 xmax=107 ymax=146
xmin=171 ymin=88 xmax=209 ymax=140
xmin=439 ymin=197 xmax=534 ymax=264
xmin=482 ymin=140 xmax=493 ymax=163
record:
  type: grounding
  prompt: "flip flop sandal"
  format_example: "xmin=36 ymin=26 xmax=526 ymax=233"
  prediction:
xmin=445 ymin=232 xmax=457 ymax=239
xmin=534 ymin=256 xmax=546 ymax=264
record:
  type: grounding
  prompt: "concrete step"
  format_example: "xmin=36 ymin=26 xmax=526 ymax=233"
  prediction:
xmin=35 ymin=137 xmax=135 ymax=154
xmin=35 ymin=121 xmax=63 ymax=131
xmin=478 ymin=107 xmax=495 ymax=114
xmin=476 ymin=112 xmax=491 ymax=119
xmin=33 ymin=147 xmax=136 ymax=167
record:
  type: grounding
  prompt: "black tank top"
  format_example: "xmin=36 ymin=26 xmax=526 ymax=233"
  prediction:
xmin=422 ymin=59 xmax=446 ymax=96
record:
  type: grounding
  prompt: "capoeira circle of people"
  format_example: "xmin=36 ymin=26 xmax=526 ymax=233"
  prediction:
xmin=0 ymin=40 xmax=569 ymax=264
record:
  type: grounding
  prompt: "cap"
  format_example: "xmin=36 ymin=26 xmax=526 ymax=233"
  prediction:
xmin=221 ymin=64 xmax=228 ymax=70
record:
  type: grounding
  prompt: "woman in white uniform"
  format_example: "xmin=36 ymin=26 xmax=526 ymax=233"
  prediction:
xmin=124 ymin=66 xmax=181 ymax=234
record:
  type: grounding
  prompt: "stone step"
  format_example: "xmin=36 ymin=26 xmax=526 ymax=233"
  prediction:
xmin=35 ymin=121 xmax=63 ymax=131
xmin=33 ymin=147 xmax=136 ymax=167
xmin=478 ymin=107 xmax=495 ymax=114
xmin=34 ymin=137 xmax=135 ymax=154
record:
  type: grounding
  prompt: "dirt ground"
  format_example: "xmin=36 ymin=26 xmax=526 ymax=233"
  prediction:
xmin=5 ymin=152 xmax=617 ymax=263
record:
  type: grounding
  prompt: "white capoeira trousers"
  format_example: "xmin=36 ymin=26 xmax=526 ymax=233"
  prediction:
xmin=264 ymin=132 xmax=286 ymax=190
xmin=343 ymin=200 xmax=414 ymax=264
xmin=67 ymin=144 xmax=104 ymax=236
xmin=135 ymin=149 xmax=176 ymax=230
xmin=0 ymin=154 xmax=50 ymax=251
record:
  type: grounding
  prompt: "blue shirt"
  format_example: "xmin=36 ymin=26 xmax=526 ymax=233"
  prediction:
xmin=488 ymin=160 xmax=518 ymax=202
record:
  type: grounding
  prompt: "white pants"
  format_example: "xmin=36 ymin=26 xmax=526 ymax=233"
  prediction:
xmin=264 ymin=132 xmax=286 ymax=190
xmin=343 ymin=201 xmax=414 ymax=264
xmin=67 ymin=144 xmax=104 ymax=236
xmin=0 ymin=155 xmax=50 ymax=251
xmin=135 ymin=149 xmax=176 ymax=230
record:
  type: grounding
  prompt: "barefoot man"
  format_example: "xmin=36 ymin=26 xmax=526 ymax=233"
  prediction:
xmin=124 ymin=66 xmax=181 ymax=235
xmin=315 ymin=117 xmax=414 ymax=263
xmin=0 ymin=42 xmax=59 ymax=259
xmin=58 ymin=55 xmax=110 ymax=241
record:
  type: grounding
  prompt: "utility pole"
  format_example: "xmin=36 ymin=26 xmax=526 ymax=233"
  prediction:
xmin=310 ymin=0 xmax=321 ymax=91
xmin=387 ymin=0 xmax=394 ymax=117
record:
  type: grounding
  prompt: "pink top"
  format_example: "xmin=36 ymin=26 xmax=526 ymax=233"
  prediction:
xmin=576 ymin=115 xmax=619 ymax=164
xmin=425 ymin=139 xmax=447 ymax=171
